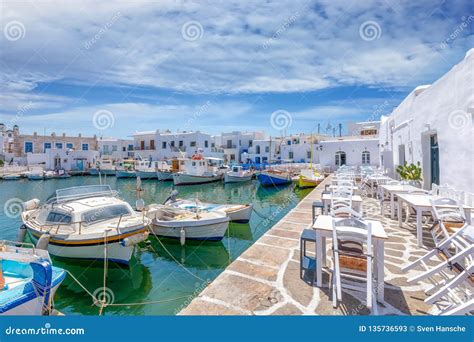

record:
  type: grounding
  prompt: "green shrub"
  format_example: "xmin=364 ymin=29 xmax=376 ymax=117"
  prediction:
xmin=396 ymin=161 xmax=422 ymax=181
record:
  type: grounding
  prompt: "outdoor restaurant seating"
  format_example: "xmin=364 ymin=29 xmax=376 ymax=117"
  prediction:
xmin=300 ymin=165 xmax=473 ymax=315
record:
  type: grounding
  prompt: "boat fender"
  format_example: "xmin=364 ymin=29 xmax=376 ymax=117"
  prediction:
xmin=180 ymin=227 xmax=185 ymax=246
xmin=36 ymin=233 xmax=50 ymax=250
xmin=17 ymin=225 xmax=27 ymax=243
xmin=136 ymin=198 xmax=145 ymax=211
xmin=24 ymin=199 xmax=40 ymax=211
xmin=120 ymin=231 xmax=149 ymax=247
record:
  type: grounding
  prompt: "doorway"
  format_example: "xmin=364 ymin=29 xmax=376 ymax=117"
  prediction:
xmin=430 ymin=135 xmax=440 ymax=186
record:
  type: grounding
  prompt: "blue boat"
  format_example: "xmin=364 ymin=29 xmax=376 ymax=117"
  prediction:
xmin=257 ymin=170 xmax=292 ymax=187
xmin=0 ymin=240 xmax=66 ymax=315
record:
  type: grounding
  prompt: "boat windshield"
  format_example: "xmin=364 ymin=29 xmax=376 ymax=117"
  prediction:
xmin=81 ymin=204 xmax=131 ymax=226
xmin=232 ymin=166 xmax=240 ymax=172
xmin=49 ymin=185 xmax=115 ymax=202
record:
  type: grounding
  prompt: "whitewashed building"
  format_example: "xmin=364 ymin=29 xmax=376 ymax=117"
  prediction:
xmin=98 ymin=137 xmax=134 ymax=160
xmin=243 ymin=137 xmax=282 ymax=164
xmin=133 ymin=130 xmax=216 ymax=160
xmin=379 ymin=49 xmax=474 ymax=192
xmin=280 ymin=133 xmax=324 ymax=163
xmin=318 ymin=122 xmax=381 ymax=171
xmin=213 ymin=131 xmax=265 ymax=163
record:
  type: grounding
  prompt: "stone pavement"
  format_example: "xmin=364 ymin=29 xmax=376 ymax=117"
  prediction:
xmin=180 ymin=177 xmax=445 ymax=315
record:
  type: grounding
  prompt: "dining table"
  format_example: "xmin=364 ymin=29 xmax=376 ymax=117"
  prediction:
xmin=396 ymin=193 xmax=473 ymax=247
xmin=379 ymin=184 xmax=420 ymax=219
xmin=312 ymin=215 xmax=388 ymax=302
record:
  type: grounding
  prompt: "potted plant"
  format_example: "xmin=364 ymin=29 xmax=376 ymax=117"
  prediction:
xmin=396 ymin=161 xmax=422 ymax=187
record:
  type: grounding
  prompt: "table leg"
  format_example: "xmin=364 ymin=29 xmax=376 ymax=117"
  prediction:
xmin=375 ymin=240 xmax=384 ymax=303
xmin=322 ymin=237 xmax=327 ymax=267
xmin=324 ymin=199 xmax=328 ymax=215
xmin=380 ymin=188 xmax=385 ymax=215
xmin=464 ymin=208 xmax=472 ymax=225
xmin=398 ymin=200 xmax=403 ymax=227
xmin=416 ymin=208 xmax=423 ymax=247
xmin=316 ymin=231 xmax=323 ymax=287
xmin=390 ymin=193 xmax=395 ymax=220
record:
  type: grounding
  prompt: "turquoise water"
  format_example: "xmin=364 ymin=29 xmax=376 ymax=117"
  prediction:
xmin=0 ymin=176 xmax=309 ymax=315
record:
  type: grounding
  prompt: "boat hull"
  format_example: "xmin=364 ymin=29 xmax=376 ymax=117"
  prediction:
xmin=172 ymin=201 xmax=253 ymax=223
xmin=297 ymin=177 xmax=323 ymax=189
xmin=173 ymin=173 xmax=222 ymax=186
xmin=157 ymin=170 xmax=173 ymax=181
xmin=136 ymin=171 xmax=158 ymax=179
xmin=224 ymin=173 xmax=252 ymax=183
xmin=116 ymin=171 xmax=136 ymax=178
xmin=27 ymin=175 xmax=44 ymax=180
xmin=25 ymin=226 xmax=147 ymax=265
xmin=2 ymin=175 xmax=21 ymax=180
xmin=257 ymin=172 xmax=291 ymax=186
xmin=90 ymin=168 xmax=116 ymax=176
xmin=0 ymin=280 xmax=63 ymax=316
xmin=151 ymin=219 xmax=229 ymax=241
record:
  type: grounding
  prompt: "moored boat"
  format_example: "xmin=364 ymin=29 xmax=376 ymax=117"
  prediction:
xmin=166 ymin=197 xmax=253 ymax=223
xmin=0 ymin=240 xmax=66 ymax=315
xmin=20 ymin=185 xmax=150 ymax=265
xmin=296 ymin=169 xmax=324 ymax=188
xmin=26 ymin=167 xmax=44 ymax=180
xmin=257 ymin=169 xmax=292 ymax=187
xmin=136 ymin=159 xmax=158 ymax=179
xmin=172 ymin=155 xmax=223 ymax=186
xmin=2 ymin=174 xmax=22 ymax=180
xmin=115 ymin=159 xmax=136 ymax=178
xmin=147 ymin=205 xmax=229 ymax=243
xmin=224 ymin=165 xmax=253 ymax=183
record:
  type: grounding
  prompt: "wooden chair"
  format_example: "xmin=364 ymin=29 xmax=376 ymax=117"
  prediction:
xmin=331 ymin=218 xmax=375 ymax=311
xmin=405 ymin=230 xmax=473 ymax=315
xmin=430 ymin=198 xmax=466 ymax=246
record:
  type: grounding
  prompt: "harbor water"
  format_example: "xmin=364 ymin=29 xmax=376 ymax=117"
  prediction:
xmin=0 ymin=176 xmax=310 ymax=315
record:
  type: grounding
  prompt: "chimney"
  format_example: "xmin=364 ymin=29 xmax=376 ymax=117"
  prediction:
xmin=33 ymin=132 xmax=37 ymax=137
xmin=62 ymin=133 xmax=66 ymax=137
xmin=78 ymin=133 xmax=82 ymax=138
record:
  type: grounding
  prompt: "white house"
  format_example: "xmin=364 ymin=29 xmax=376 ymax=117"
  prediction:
xmin=280 ymin=133 xmax=323 ymax=163
xmin=379 ymin=49 xmax=474 ymax=192
xmin=317 ymin=121 xmax=381 ymax=171
xmin=243 ymin=137 xmax=282 ymax=164
xmin=133 ymin=130 xmax=216 ymax=160
xmin=98 ymin=137 xmax=134 ymax=160
xmin=213 ymin=131 xmax=265 ymax=163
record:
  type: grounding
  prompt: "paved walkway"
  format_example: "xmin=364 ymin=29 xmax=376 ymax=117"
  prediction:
xmin=180 ymin=177 xmax=443 ymax=315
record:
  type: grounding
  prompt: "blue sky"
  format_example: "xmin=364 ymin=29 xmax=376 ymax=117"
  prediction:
xmin=0 ymin=0 xmax=472 ymax=138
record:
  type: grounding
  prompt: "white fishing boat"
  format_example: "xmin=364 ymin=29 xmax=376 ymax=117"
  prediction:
xmin=115 ymin=159 xmax=136 ymax=178
xmin=2 ymin=173 xmax=22 ymax=180
xmin=0 ymin=240 xmax=66 ymax=315
xmin=170 ymin=199 xmax=253 ymax=223
xmin=52 ymin=168 xmax=71 ymax=179
xmin=147 ymin=204 xmax=229 ymax=243
xmin=26 ymin=167 xmax=44 ymax=180
xmin=20 ymin=185 xmax=150 ymax=265
xmin=89 ymin=158 xmax=116 ymax=176
xmin=136 ymin=159 xmax=158 ymax=179
xmin=224 ymin=165 xmax=253 ymax=183
xmin=172 ymin=155 xmax=223 ymax=186
xmin=156 ymin=160 xmax=175 ymax=181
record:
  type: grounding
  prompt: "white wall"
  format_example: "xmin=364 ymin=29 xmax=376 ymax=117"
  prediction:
xmin=320 ymin=138 xmax=380 ymax=171
xmin=26 ymin=150 xmax=99 ymax=171
xmin=380 ymin=49 xmax=474 ymax=192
